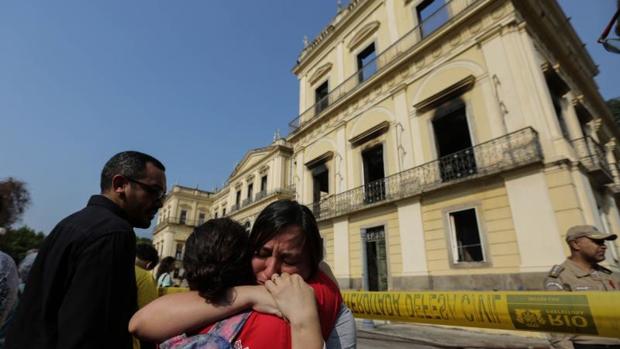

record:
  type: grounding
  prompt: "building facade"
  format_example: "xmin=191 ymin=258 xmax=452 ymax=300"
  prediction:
xmin=153 ymin=0 xmax=620 ymax=291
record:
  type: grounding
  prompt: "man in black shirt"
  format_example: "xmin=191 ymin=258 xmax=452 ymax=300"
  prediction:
xmin=6 ymin=151 xmax=167 ymax=349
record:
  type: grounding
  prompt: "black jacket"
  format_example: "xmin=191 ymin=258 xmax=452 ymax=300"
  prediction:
xmin=6 ymin=195 xmax=137 ymax=349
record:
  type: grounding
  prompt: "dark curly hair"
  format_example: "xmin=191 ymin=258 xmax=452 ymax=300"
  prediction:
xmin=183 ymin=218 xmax=254 ymax=304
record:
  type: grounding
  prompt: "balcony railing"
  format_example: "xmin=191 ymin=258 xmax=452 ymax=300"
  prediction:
xmin=311 ymin=127 xmax=542 ymax=221
xmin=289 ymin=0 xmax=478 ymax=133
xmin=571 ymin=136 xmax=613 ymax=185
xmin=226 ymin=186 xmax=296 ymax=215
xmin=230 ymin=203 xmax=241 ymax=213
xmin=242 ymin=197 xmax=254 ymax=207
xmin=156 ymin=215 xmax=208 ymax=229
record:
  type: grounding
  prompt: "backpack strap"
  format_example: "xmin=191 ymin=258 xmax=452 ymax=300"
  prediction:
xmin=207 ymin=311 xmax=251 ymax=343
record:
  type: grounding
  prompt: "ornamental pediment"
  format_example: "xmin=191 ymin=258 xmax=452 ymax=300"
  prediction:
xmin=309 ymin=63 xmax=333 ymax=85
xmin=347 ymin=21 xmax=380 ymax=50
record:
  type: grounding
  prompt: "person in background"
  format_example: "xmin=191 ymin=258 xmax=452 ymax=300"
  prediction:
xmin=0 ymin=251 xmax=18 ymax=349
xmin=17 ymin=249 xmax=37 ymax=294
xmin=133 ymin=243 xmax=160 ymax=349
xmin=6 ymin=151 xmax=167 ymax=349
xmin=544 ymin=225 xmax=620 ymax=349
xmin=157 ymin=256 xmax=176 ymax=288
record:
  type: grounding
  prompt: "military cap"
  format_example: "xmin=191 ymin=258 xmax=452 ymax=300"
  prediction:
xmin=565 ymin=225 xmax=617 ymax=242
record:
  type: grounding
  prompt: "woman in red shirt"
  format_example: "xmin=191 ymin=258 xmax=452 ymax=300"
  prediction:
xmin=130 ymin=200 xmax=343 ymax=349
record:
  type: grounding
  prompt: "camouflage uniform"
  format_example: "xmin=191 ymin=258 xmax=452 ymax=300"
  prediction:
xmin=544 ymin=259 xmax=620 ymax=349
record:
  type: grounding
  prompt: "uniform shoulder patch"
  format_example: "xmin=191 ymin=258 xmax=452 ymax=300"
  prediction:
xmin=596 ymin=265 xmax=613 ymax=274
xmin=548 ymin=264 xmax=564 ymax=278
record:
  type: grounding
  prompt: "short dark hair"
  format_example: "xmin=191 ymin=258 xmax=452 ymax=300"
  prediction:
xmin=136 ymin=243 xmax=159 ymax=267
xmin=100 ymin=151 xmax=165 ymax=192
xmin=183 ymin=218 xmax=254 ymax=303
xmin=250 ymin=199 xmax=323 ymax=278
xmin=156 ymin=256 xmax=176 ymax=282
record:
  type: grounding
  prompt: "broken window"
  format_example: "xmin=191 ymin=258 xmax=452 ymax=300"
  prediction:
xmin=235 ymin=190 xmax=241 ymax=209
xmin=544 ymin=71 xmax=570 ymax=139
xmin=362 ymin=144 xmax=386 ymax=203
xmin=310 ymin=162 xmax=329 ymax=215
xmin=449 ymin=208 xmax=485 ymax=263
xmin=432 ymin=99 xmax=476 ymax=182
xmin=175 ymin=243 xmax=184 ymax=260
xmin=179 ymin=209 xmax=187 ymax=225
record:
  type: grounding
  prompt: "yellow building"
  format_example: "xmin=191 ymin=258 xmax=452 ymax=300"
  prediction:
xmin=152 ymin=185 xmax=214 ymax=259
xmin=152 ymin=138 xmax=296 ymax=261
xmin=153 ymin=0 xmax=620 ymax=291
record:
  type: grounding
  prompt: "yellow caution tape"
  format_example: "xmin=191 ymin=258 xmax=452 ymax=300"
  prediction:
xmin=159 ymin=288 xmax=620 ymax=338
xmin=342 ymin=291 xmax=620 ymax=339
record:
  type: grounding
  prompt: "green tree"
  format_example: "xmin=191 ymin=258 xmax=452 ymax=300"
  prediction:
xmin=606 ymin=97 xmax=620 ymax=126
xmin=0 ymin=177 xmax=31 ymax=228
xmin=0 ymin=225 xmax=45 ymax=263
xmin=136 ymin=236 xmax=153 ymax=246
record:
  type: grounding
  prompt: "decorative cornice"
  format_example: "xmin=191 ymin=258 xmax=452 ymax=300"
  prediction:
xmin=414 ymin=75 xmax=475 ymax=112
xmin=309 ymin=63 xmax=333 ymax=85
xmin=294 ymin=0 xmax=372 ymax=74
xmin=349 ymin=120 xmax=390 ymax=146
xmin=347 ymin=20 xmax=380 ymax=50
xmin=305 ymin=151 xmax=334 ymax=168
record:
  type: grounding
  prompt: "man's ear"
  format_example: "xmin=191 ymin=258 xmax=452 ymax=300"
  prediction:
xmin=111 ymin=175 xmax=128 ymax=194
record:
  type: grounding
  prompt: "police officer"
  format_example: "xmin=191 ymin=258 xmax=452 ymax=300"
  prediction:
xmin=544 ymin=225 xmax=620 ymax=349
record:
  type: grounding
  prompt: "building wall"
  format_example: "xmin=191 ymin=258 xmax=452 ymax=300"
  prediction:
xmin=154 ymin=0 xmax=620 ymax=290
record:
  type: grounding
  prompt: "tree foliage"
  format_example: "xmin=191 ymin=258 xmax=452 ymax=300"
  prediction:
xmin=0 ymin=226 xmax=45 ymax=263
xmin=607 ymin=97 xmax=620 ymax=126
xmin=0 ymin=177 xmax=31 ymax=228
xmin=136 ymin=236 xmax=153 ymax=246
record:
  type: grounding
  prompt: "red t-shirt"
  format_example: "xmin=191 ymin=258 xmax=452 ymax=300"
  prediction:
xmin=198 ymin=271 xmax=342 ymax=349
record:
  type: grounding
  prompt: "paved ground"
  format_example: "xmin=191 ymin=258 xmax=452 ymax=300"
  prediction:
xmin=356 ymin=321 xmax=552 ymax=349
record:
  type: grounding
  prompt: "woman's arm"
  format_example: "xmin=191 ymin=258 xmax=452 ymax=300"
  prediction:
xmin=265 ymin=273 xmax=324 ymax=349
xmin=129 ymin=285 xmax=279 ymax=342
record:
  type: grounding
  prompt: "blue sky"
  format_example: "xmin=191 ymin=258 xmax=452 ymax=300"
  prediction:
xmin=1 ymin=1 xmax=618 ymax=238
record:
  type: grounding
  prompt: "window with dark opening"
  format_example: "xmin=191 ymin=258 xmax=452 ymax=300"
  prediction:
xmin=175 ymin=243 xmax=184 ymax=260
xmin=417 ymin=0 xmax=449 ymax=38
xmin=310 ymin=162 xmax=329 ymax=216
xmin=449 ymin=208 xmax=484 ymax=263
xmin=179 ymin=209 xmax=187 ymax=224
xmin=315 ymin=81 xmax=329 ymax=114
xmin=362 ymin=144 xmax=386 ymax=203
xmin=222 ymin=207 xmax=226 ymax=216
xmin=235 ymin=190 xmax=241 ymax=208
xmin=357 ymin=43 xmax=377 ymax=83
xmin=260 ymin=175 xmax=268 ymax=192
xmin=247 ymin=183 xmax=253 ymax=201
xmin=545 ymin=74 xmax=570 ymax=140
xmin=432 ymin=99 xmax=476 ymax=182
xmin=198 ymin=212 xmax=205 ymax=225
xmin=364 ymin=226 xmax=388 ymax=291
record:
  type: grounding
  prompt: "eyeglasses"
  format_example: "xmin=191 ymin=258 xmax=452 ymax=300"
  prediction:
xmin=126 ymin=177 xmax=166 ymax=201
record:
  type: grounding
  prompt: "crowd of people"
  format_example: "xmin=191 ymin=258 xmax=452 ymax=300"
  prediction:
xmin=0 ymin=150 xmax=618 ymax=349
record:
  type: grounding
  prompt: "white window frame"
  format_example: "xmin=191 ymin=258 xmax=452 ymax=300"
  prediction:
xmin=445 ymin=205 xmax=489 ymax=267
